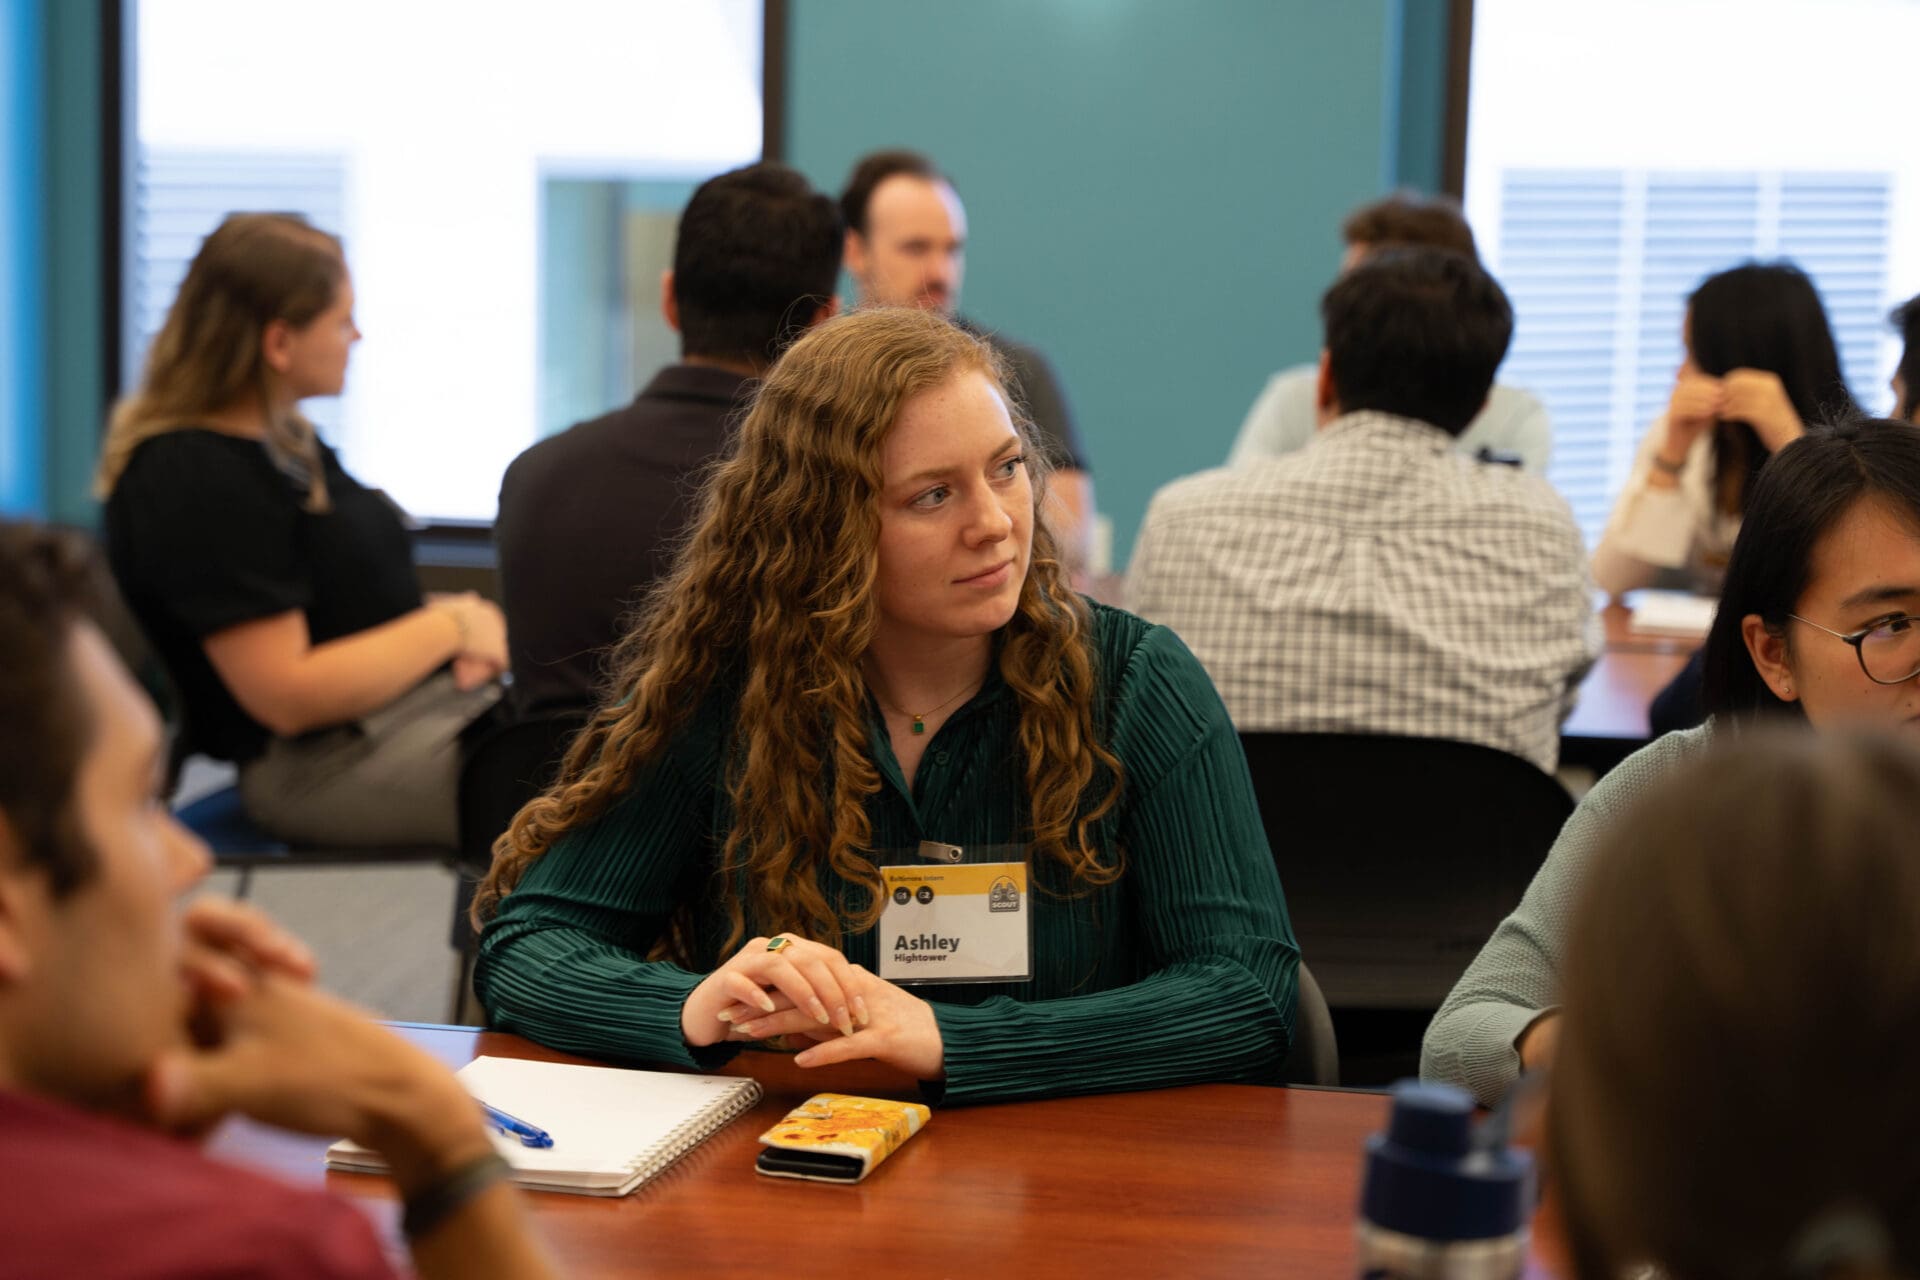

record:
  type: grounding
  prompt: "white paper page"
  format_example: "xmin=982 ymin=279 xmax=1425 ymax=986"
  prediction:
xmin=457 ymin=1056 xmax=749 ymax=1178
xmin=1627 ymin=590 xmax=1717 ymax=636
xmin=328 ymin=1056 xmax=754 ymax=1187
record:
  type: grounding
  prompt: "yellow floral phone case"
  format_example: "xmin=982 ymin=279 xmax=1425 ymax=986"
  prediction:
xmin=755 ymin=1093 xmax=930 ymax=1183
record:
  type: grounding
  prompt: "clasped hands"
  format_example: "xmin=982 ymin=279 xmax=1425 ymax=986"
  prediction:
xmin=428 ymin=591 xmax=510 ymax=692
xmin=1663 ymin=366 xmax=1804 ymax=459
xmin=143 ymin=898 xmax=490 ymax=1193
xmin=680 ymin=935 xmax=945 ymax=1081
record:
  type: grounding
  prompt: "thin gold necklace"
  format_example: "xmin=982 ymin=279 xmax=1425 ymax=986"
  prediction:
xmin=872 ymin=677 xmax=981 ymax=736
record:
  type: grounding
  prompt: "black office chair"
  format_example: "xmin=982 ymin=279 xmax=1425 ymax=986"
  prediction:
xmin=448 ymin=706 xmax=592 ymax=1021
xmin=1280 ymin=961 xmax=1339 ymax=1086
xmin=1239 ymin=731 xmax=1573 ymax=1083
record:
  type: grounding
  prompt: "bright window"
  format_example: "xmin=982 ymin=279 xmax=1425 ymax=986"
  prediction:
xmin=129 ymin=0 xmax=765 ymax=523
xmin=1466 ymin=0 xmax=1920 ymax=547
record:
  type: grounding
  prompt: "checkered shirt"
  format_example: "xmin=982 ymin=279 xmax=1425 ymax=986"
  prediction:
xmin=1128 ymin=412 xmax=1599 ymax=773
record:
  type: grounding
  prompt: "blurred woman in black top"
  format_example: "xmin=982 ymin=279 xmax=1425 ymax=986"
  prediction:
xmin=99 ymin=213 xmax=503 ymax=846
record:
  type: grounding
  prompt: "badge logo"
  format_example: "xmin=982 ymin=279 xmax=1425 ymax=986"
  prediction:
xmin=988 ymin=876 xmax=1020 ymax=912
xmin=893 ymin=887 xmax=912 ymax=905
xmin=915 ymin=886 xmax=935 ymax=904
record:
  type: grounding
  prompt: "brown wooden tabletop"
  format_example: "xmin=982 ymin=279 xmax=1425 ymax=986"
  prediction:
xmin=205 ymin=1025 xmax=1428 ymax=1278
xmin=1561 ymin=606 xmax=1698 ymax=744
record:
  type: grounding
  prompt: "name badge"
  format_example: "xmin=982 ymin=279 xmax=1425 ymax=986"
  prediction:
xmin=877 ymin=860 xmax=1032 ymax=985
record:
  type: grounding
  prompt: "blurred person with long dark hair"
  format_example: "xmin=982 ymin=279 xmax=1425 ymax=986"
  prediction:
xmin=1891 ymin=292 xmax=1920 ymax=424
xmin=1427 ymin=415 xmax=1920 ymax=1104
xmin=1593 ymin=261 xmax=1856 ymax=598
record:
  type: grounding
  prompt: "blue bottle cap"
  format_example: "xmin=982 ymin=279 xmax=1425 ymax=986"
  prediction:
xmin=1360 ymin=1080 xmax=1536 ymax=1242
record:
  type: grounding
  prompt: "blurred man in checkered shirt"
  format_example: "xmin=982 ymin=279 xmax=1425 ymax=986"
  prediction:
xmin=1128 ymin=248 xmax=1597 ymax=774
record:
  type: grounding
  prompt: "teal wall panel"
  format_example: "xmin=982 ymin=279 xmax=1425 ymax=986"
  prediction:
xmin=1391 ymin=0 xmax=1452 ymax=197
xmin=788 ymin=0 xmax=1438 ymax=565
xmin=1 ymin=0 xmax=45 ymax=515
xmin=10 ymin=2 xmax=1449 ymax=548
xmin=42 ymin=0 xmax=105 ymax=525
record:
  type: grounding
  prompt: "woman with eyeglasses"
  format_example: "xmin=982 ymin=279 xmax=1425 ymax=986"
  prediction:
xmin=1423 ymin=415 xmax=1920 ymax=1106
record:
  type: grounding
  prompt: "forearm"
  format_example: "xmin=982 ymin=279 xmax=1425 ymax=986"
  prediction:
xmin=476 ymin=922 xmax=735 ymax=1071
xmin=358 ymin=1065 xmax=559 ymax=1280
xmin=1591 ymin=547 xmax=1655 ymax=600
xmin=1593 ymin=423 xmax=1701 ymax=597
xmin=408 ymin=1183 xmax=557 ymax=1280
xmin=929 ymin=943 xmax=1296 ymax=1105
xmin=252 ymin=607 xmax=460 ymax=735
xmin=1420 ymin=997 xmax=1548 ymax=1109
xmin=1420 ymin=905 xmax=1567 ymax=1106
xmin=1591 ymin=482 xmax=1692 ymax=598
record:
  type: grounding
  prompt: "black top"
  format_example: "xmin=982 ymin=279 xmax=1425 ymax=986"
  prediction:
xmin=957 ymin=318 xmax=1092 ymax=473
xmin=104 ymin=429 xmax=422 ymax=763
xmin=1649 ymin=646 xmax=1707 ymax=736
xmin=494 ymin=364 xmax=753 ymax=716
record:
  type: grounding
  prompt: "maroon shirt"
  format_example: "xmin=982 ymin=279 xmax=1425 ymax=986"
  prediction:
xmin=0 ymin=1089 xmax=399 ymax=1280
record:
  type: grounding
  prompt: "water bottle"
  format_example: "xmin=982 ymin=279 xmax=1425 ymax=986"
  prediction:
xmin=1356 ymin=1080 xmax=1535 ymax=1279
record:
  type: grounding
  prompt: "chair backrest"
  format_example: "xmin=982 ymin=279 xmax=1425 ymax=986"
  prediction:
xmin=456 ymin=708 xmax=592 ymax=878
xmin=1281 ymin=960 xmax=1339 ymax=1086
xmin=1238 ymin=731 xmax=1574 ymax=1011
xmin=450 ymin=707 xmax=592 ymax=952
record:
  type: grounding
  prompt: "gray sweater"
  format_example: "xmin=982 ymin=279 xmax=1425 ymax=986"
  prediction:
xmin=1420 ymin=724 xmax=1714 ymax=1105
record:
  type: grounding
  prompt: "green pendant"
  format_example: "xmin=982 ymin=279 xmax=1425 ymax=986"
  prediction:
xmin=911 ymin=716 xmax=926 ymax=735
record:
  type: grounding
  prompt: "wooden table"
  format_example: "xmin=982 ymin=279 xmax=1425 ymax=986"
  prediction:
xmin=1560 ymin=606 xmax=1697 ymax=755
xmin=207 ymin=1025 xmax=1421 ymax=1278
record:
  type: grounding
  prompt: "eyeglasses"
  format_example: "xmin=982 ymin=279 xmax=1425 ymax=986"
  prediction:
xmin=1788 ymin=613 xmax=1920 ymax=685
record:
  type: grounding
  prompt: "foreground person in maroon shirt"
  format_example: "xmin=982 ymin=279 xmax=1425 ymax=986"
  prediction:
xmin=0 ymin=522 xmax=556 ymax=1280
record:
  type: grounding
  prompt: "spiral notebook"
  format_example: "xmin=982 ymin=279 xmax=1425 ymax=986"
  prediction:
xmin=324 ymin=1056 xmax=763 ymax=1197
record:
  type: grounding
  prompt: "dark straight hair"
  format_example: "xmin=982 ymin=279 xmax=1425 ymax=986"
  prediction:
xmin=1688 ymin=262 xmax=1856 ymax=516
xmin=672 ymin=162 xmax=843 ymax=367
xmin=1319 ymin=246 xmax=1512 ymax=435
xmin=0 ymin=523 xmax=121 ymax=896
xmin=1700 ymin=417 xmax=1920 ymax=723
xmin=1891 ymin=293 xmax=1920 ymax=421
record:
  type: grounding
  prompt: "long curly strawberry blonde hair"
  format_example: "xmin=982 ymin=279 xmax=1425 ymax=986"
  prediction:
xmin=476 ymin=307 xmax=1123 ymax=953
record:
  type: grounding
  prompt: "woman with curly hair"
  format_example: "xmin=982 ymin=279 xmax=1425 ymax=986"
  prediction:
xmin=474 ymin=307 xmax=1297 ymax=1103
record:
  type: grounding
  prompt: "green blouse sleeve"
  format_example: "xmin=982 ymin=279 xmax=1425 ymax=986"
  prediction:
xmin=931 ymin=624 xmax=1299 ymax=1104
xmin=473 ymin=742 xmax=737 ymax=1071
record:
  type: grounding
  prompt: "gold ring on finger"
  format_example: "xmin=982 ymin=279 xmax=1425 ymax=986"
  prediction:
xmin=766 ymin=936 xmax=793 ymax=954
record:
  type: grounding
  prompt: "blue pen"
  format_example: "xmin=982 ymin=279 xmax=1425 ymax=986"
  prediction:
xmin=481 ymin=1102 xmax=555 ymax=1149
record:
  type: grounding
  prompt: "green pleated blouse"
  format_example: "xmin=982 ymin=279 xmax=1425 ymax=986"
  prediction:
xmin=474 ymin=602 xmax=1298 ymax=1104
